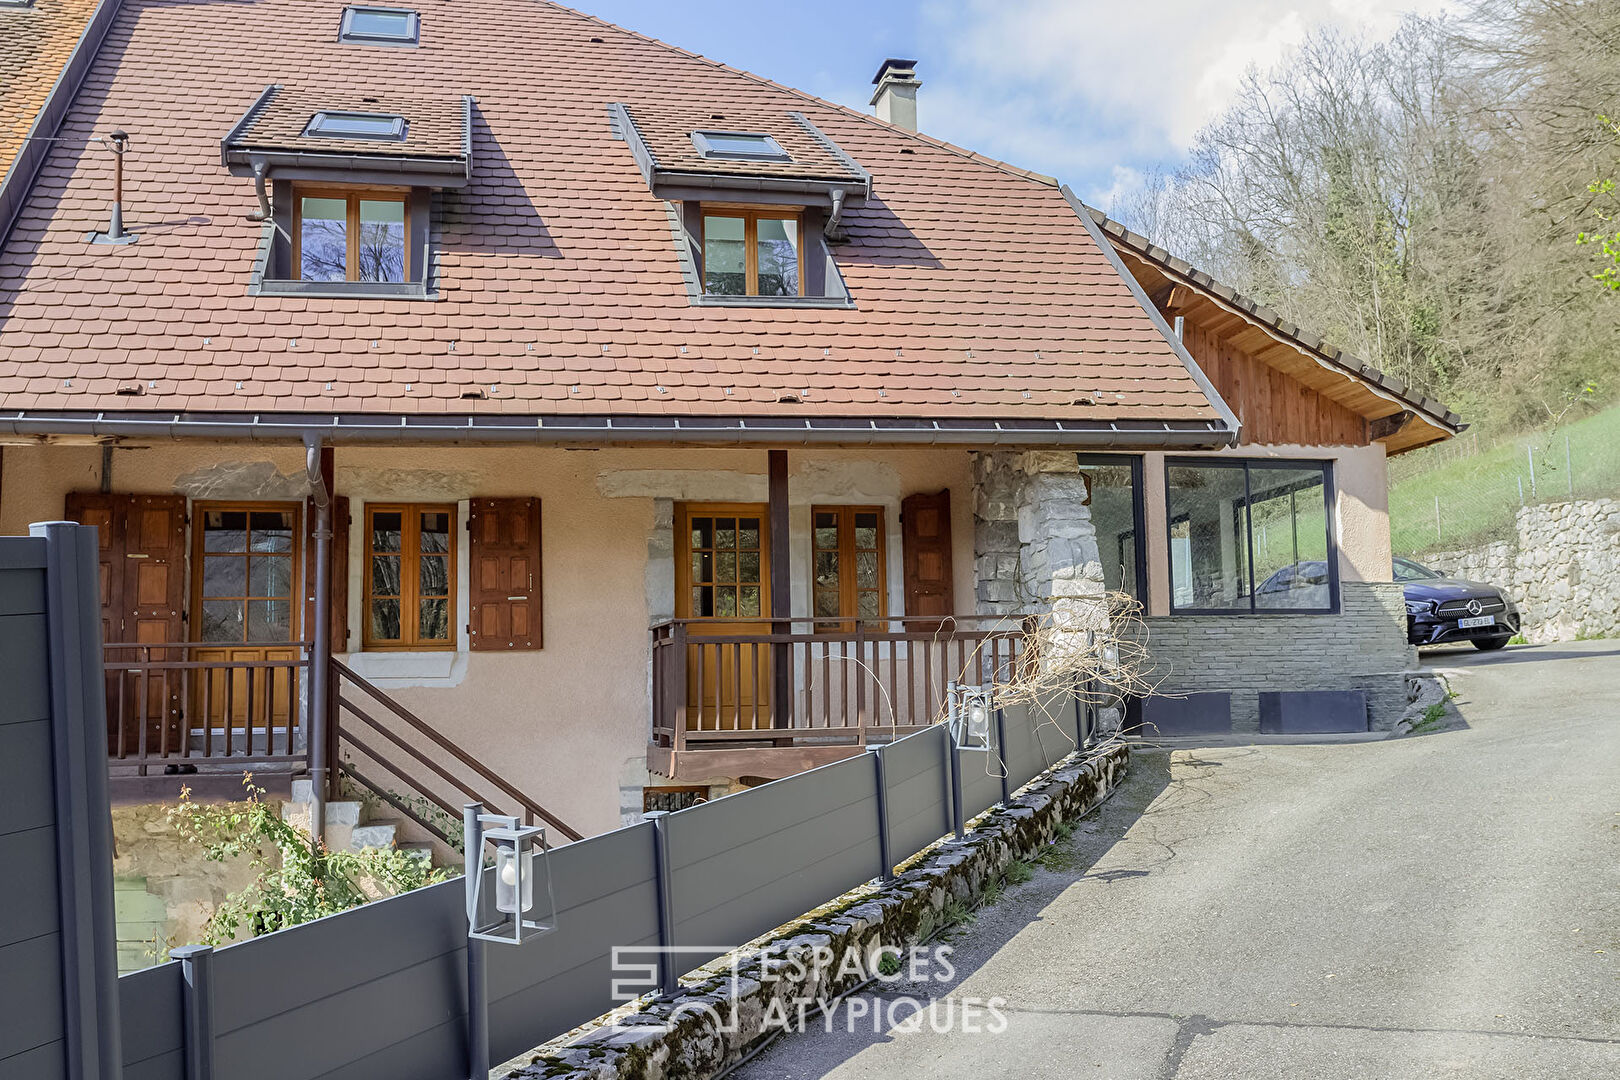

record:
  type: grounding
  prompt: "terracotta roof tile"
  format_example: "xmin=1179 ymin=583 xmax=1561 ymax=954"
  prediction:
xmin=226 ymin=83 xmax=470 ymax=161
xmin=0 ymin=0 xmax=1225 ymax=428
xmin=0 ymin=0 xmax=101 ymax=178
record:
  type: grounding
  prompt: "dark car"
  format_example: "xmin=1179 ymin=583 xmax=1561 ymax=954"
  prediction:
xmin=1394 ymin=556 xmax=1520 ymax=650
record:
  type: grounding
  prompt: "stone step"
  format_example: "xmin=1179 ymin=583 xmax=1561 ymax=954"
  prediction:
xmin=349 ymin=821 xmax=399 ymax=851
xmin=281 ymin=799 xmax=362 ymax=830
xmin=398 ymin=843 xmax=434 ymax=867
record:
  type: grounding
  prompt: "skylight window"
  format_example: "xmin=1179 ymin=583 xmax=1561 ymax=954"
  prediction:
xmin=339 ymin=6 xmax=420 ymax=46
xmin=304 ymin=111 xmax=408 ymax=141
xmin=690 ymin=131 xmax=791 ymax=163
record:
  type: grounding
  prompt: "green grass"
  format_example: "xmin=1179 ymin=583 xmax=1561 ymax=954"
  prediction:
xmin=1390 ymin=403 xmax=1620 ymax=556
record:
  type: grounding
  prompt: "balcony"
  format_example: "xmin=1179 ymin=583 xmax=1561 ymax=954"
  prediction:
xmin=648 ymin=615 xmax=1034 ymax=781
xmin=103 ymin=642 xmax=311 ymax=800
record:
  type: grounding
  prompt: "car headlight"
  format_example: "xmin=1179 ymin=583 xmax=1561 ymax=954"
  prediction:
xmin=1404 ymin=600 xmax=1433 ymax=615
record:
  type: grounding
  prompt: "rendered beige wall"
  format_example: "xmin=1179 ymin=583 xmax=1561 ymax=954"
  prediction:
xmin=0 ymin=441 xmax=975 ymax=835
xmin=1141 ymin=442 xmax=1391 ymax=617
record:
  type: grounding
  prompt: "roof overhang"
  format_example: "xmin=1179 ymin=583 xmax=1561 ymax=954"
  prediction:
xmin=1088 ymin=208 xmax=1463 ymax=455
xmin=0 ymin=410 xmax=1238 ymax=451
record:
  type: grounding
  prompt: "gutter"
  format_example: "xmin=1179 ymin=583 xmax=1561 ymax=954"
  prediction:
xmin=0 ymin=0 xmax=124 ymax=251
xmin=0 ymin=411 xmax=1236 ymax=450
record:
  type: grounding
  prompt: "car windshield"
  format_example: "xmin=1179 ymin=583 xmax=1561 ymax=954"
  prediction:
xmin=1394 ymin=557 xmax=1440 ymax=582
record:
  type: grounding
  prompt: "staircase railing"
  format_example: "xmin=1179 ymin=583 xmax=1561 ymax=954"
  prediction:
xmin=328 ymin=658 xmax=583 ymax=844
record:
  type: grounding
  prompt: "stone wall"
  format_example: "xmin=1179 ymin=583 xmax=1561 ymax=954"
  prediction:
xmin=110 ymin=802 xmax=266 ymax=968
xmin=971 ymin=451 xmax=1107 ymax=645
xmin=512 ymin=740 xmax=1130 ymax=1080
xmin=1142 ymin=582 xmax=1417 ymax=731
xmin=1422 ymin=498 xmax=1620 ymax=643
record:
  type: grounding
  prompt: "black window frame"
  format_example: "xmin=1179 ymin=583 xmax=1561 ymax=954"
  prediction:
xmin=304 ymin=111 xmax=409 ymax=142
xmin=338 ymin=5 xmax=420 ymax=46
xmin=1164 ymin=457 xmax=1341 ymax=616
xmin=1075 ymin=454 xmax=1148 ymax=603
xmin=690 ymin=130 xmax=792 ymax=163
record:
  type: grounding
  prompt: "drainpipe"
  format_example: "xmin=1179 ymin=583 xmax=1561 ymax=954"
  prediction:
xmin=245 ymin=159 xmax=272 ymax=223
xmin=304 ymin=435 xmax=332 ymax=847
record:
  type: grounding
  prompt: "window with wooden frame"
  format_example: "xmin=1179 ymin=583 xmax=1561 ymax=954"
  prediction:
xmin=700 ymin=208 xmax=804 ymax=297
xmin=363 ymin=504 xmax=455 ymax=650
xmin=293 ymin=186 xmax=410 ymax=283
xmin=811 ymin=506 xmax=886 ymax=627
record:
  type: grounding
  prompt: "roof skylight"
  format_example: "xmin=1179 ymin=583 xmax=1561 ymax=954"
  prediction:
xmin=304 ymin=111 xmax=408 ymax=141
xmin=690 ymin=130 xmax=791 ymax=163
xmin=339 ymin=6 xmax=420 ymax=46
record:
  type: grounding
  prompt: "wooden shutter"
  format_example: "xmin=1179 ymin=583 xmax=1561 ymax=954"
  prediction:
xmin=65 ymin=491 xmax=124 ymax=649
xmin=469 ymin=497 xmax=542 ymax=651
xmin=304 ymin=495 xmax=350 ymax=650
xmin=901 ymin=490 xmax=954 ymax=618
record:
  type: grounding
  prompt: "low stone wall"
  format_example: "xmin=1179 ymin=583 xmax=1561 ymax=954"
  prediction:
xmin=1422 ymin=498 xmax=1620 ymax=643
xmin=1142 ymin=581 xmax=1418 ymax=731
xmin=111 ymin=801 xmax=267 ymax=968
xmin=509 ymin=740 xmax=1130 ymax=1080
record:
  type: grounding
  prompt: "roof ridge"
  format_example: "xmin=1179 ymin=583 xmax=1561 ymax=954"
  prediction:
xmin=536 ymin=0 xmax=1063 ymax=190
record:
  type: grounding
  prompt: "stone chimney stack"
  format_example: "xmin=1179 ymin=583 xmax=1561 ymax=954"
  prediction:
xmin=870 ymin=58 xmax=921 ymax=131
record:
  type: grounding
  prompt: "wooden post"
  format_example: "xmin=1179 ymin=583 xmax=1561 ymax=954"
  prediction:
xmin=768 ymin=450 xmax=792 ymax=736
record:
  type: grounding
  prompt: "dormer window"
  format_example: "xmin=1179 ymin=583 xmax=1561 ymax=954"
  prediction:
xmin=304 ymin=111 xmax=408 ymax=141
xmin=294 ymin=188 xmax=409 ymax=283
xmin=339 ymin=6 xmax=419 ymax=45
xmin=701 ymin=209 xmax=802 ymax=296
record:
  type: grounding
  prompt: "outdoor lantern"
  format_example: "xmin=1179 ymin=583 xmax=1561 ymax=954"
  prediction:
xmin=465 ymin=810 xmax=554 ymax=945
xmin=464 ymin=805 xmax=557 ymax=1080
xmin=947 ymin=681 xmax=994 ymax=748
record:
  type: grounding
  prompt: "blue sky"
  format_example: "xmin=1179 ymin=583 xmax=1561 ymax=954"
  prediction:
xmin=576 ymin=0 xmax=1453 ymax=209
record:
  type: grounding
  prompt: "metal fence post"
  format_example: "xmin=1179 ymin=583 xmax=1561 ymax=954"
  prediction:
xmin=171 ymin=945 xmax=215 ymax=1080
xmin=645 ymin=810 xmax=679 ymax=996
xmin=946 ymin=724 xmax=966 ymax=840
xmin=461 ymin=804 xmax=489 ymax=1080
xmin=870 ymin=746 xmax=893 ymax=880
xmin=995 ymin=707 xmax=1011 ymax=806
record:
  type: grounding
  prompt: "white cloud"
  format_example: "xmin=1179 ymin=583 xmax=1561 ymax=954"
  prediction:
xmin=917 ymin=0 xmax=1457 ymax=166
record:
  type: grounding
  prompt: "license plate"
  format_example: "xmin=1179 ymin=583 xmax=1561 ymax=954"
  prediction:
xmin=1458 ymin=615 xmax=1494 ymax=629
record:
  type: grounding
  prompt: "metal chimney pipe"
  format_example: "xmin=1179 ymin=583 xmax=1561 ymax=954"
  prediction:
xmin=106 ymin=130 xmax=129 ymax=241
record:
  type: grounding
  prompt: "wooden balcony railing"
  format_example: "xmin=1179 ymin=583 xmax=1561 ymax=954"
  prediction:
xmin=102 ymin=642 xmax=312 ymax=773
xmin=650 ymin=615 xmax=1035 ymax=752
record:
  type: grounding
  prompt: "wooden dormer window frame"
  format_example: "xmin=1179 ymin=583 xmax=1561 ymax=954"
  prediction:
xmin=291 ymin=184 xmax=412 ymax=283
xmin=698 ymin=207 xmax=806 ymax=297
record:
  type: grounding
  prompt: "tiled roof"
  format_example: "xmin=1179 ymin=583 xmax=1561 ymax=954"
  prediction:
xmin=0 ymin=0 xmax=102 ymax=179
xmin=224 ymin=84 xmax=471 ymax=161
xmin=0 ymin=0 xmax=1230 ymax=432
xmin=621 ymin=103 xmax=866 ymax=184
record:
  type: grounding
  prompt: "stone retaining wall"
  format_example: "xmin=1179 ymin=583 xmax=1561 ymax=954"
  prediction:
xmin=509 ymin=740 xmax=1130 ymax=1080
xmin=1421 ymin=498 xmax=1620 ymax=643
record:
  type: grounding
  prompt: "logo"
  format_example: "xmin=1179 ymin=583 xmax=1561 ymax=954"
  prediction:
xmin=1466 ymin=599 xmax=1483 ymax=616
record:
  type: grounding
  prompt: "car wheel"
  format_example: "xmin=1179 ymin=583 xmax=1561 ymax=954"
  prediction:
xmin=1472 ymin=635 xmax=1512 ymax=652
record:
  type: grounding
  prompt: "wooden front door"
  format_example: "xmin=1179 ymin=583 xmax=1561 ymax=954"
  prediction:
xmin=190 ymin=503 xmax=302 ymax=743
xmin=65 ymin=493 xmax=187 ymax=755
xmin=675 ymin=503 xmax=772 ymax=730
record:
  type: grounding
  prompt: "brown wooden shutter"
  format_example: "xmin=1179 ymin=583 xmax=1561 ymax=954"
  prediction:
xmin=304 ymin=495 xmax=350 ymax=650
xmin=901 ymin=490 xmax=954 ymax=618
xmin=65 ymin=491 xmax=124 ymax=648
xmin=469 ymin=497 xmax=542 ymax=651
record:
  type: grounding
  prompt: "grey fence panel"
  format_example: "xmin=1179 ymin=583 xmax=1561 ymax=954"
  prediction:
xmin=999 ymin=703 xmax=1040 ymax=791
xmin=2 ymin=529 xmax=120 ymax=1080
xmin=486 ymin=821 xmax=660 ymax=1065
xmin=883 ymin=726 xmax=952 ymax=864
xmin=958 ymin=746 xmax=1001 ymax=819
xmin=203 ymin=821 xmax=659 ymax=1080
xmin=666 ymin=755 xmax=880 ymax=967
xmin=209 ymin=876 xmax=466 ymax=1080
xmin=118 ymin=962 xmax=185 ymax=1080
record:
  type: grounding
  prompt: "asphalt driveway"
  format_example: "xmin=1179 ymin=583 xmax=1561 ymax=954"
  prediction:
xmin=733 ymin=640 xmax=1620 ymax=1079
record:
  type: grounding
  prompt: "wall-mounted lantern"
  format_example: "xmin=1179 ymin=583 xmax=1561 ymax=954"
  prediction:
xmin=946 ymin=681 xmax=993 ymax=748
xmin=463 ymin=804 xmax=556 ymax=1079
